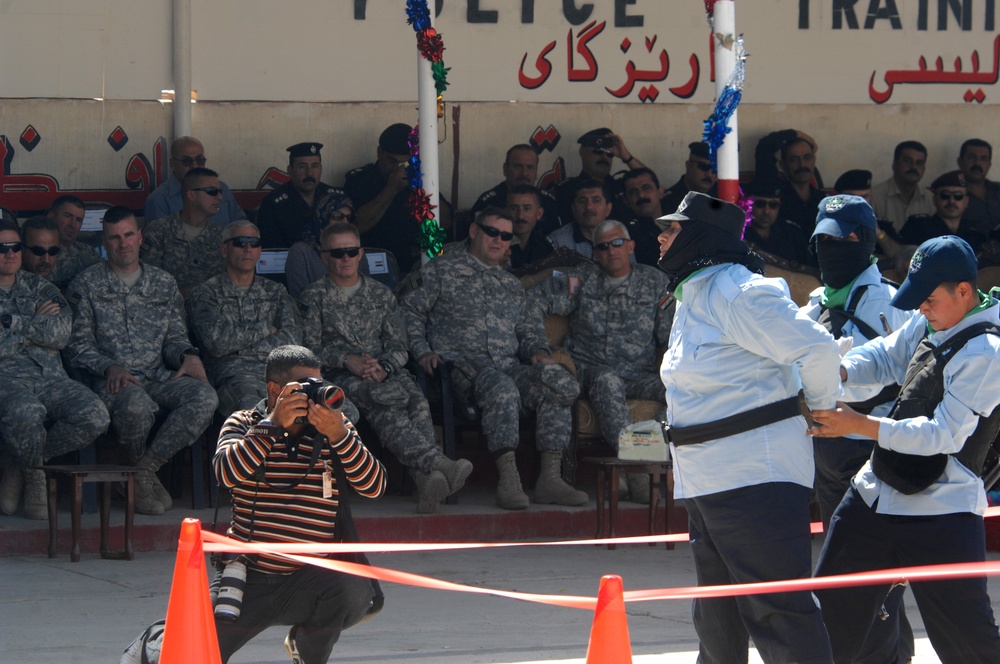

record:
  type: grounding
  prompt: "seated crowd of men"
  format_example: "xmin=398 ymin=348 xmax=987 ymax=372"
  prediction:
xmin=1 ymin=124 xmax=996 ymax=522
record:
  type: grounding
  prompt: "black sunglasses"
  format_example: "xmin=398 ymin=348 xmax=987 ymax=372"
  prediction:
xmin=226 ymin=236 xmax=262 ymax=249
xmin=593 ymin=238 xmax=627 ymax=251
xmin=938 ymin=191 xmax=966 ymax=201
xmin=192 ymin=186 xmax=222 ymax=197
xmin=325 ymin=247 xmax=361 ymax=259
xmin=173 ymin=155 xmax=207 ymax=167
xmin=27 ymin=245 xmax=61 ymax=256
xmin=0 ymin=242 xmax=23 ymax=254
xmin=692 ymin=161 xmax=715 ymax=172
xmin=327 ymin=211 xmax=355 ymax=222
xmin=476 ymin=223 xmax=514 ymax=242
xmin=752 ymin=199 xmax=781 ymax=210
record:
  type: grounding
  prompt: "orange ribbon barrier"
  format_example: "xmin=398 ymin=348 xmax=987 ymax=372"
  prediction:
xmin=199 ymin=504 xmax=1000 ymax=609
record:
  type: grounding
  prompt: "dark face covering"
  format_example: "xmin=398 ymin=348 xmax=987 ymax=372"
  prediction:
xmin=815 ymin=240 xmax=874 ymax=289
xmin=658 ymin=222 xmax=764 ymax=290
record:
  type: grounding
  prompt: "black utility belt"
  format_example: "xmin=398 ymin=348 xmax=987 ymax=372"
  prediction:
xmin=663 ymin=396 xmax=802 ymax=447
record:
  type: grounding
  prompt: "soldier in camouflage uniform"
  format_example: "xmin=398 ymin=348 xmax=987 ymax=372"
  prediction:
xmin=298 ymin=222 xmax=472 ymax=513
xmin=65 ymin=207 xmax=218 ymax=515
xmin=0 ymin=223 xmax=110 ymax=519
xmin=47 ymin=195 xmax=102 ymax=290
xmin=140 ymin=167 xmax=225 ymax=298
xmin=20 ymin=217 xmax=63 ymax=282
xmin=402 ymin=207 xmax=587 ymax=510
xmin=532 ymin=220 xmax=672 ymax=502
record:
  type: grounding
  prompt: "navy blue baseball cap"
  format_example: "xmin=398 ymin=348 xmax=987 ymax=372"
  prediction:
xmin=891 ymin=235 xmax=978 ymax=310
xmin=811 ymin=195 xmax=876 ymax=241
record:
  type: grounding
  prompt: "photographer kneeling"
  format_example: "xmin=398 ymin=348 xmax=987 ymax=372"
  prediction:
xmin=213 ymin=345 xmax=387 ymax=664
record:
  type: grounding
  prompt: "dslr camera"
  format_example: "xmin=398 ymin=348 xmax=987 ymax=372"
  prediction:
xmin=293 ymin=377 xmax=345 ymax=423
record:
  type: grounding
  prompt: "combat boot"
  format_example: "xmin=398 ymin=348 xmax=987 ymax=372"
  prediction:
xmin=494 ymin=451 xmax=529 ymax=510
xmin=626 ymin=472 xmax=651 ymax=504
xmin=134 ymin=451 xmax=172 ymax=511
xmin=413 ymin=469 xmax=449 ymax=514
xmin=0 ymin=455 xmax=23 ymax=515
xmin=534 ymin=451 xmax=588 ymax=506
xmin=22 ymin=468 xmax=48 ymax=520
xmin=432 ymin=456 xmax=473 ymax=497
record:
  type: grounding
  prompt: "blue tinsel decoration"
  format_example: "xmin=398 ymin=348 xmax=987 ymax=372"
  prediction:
xmin=406 ymin=0 xmax=431 ymax=32
xmin=702 ymin=87 xmax=741 ymax=170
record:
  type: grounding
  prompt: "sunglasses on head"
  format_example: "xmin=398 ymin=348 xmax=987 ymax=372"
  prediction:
xmin=0 ymin=242 xmax=23 ymax=254
xmin=192 ymin=186 xmax=222 ymax=197
xmin=324 ymin=247 xmax=361 ymax=259
xmin=692 ymin=161 xmax=715 ymax=173
xmin=476 ymin=223 xmax=514 ymax=242
xmin=27 ymin=245 xmax=61 ymax=256
xmin=593 ymin=238 xmax=627 ymax=251
xmin=752 ymin=199 xmax=781 ymax=210
xmin=173 ymin=155 xmax=207 ymax=167
xmin=938 ymin=191 xmax=966 ymax=201
xmin=226 ymin=236 xmax=262 ymax=249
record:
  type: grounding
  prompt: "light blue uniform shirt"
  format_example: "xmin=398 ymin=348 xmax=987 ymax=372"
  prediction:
xmin=842 ymin=300 xmax=1000 ymax=516
xmin=661 ymin=263 xmax=842 ymax=499
xmin=801 ymin=262 xmax=917 ymax=423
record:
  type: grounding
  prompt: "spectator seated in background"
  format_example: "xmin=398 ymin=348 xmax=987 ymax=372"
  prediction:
xmin=754 ymin=129 xmax=825 ymax=240
xmin=548 ymin=179 xmax=616 ymax=260
xmin=46 ymin=195 xmax=102 ymax=290
xmin=187 ymin=220 xmax=304 ymax=420
xmin=956 ymin=138 xmax=1000 ymax=235
xmin=531 ymin=219 xmax=672 ymax=502
xmin=621 ymin=168 xmax=669 ymax=267
xmin=65 ymin=206 xmax=218 ymax=515
xmin=901 ymin=171 xmax=989 ymax=253
xmin=140 ymin=167 xmax=225 ymax=298
xmin=298 ymin=221 xmax=473 ymax=513
xmin=870 ymin=140 xmax=934 ymax=234
xmin=345 ymin=123 xmax=452 ymax=276
xmin=506 ymin=184 xmax=554 ymax=271
xmin=402 ymin=207 xmax=588 ymax=511
xmin=19 ymin=217 xmax=63 ymax=283
xmin=554 ymin=127 xmax=643 ymax=223
xmin=660 ymin=142 xmax=718 ymax=216
xmin=258 ymin=142 xmax=337 ymax=250
xmin=0 ymin=221 xmax=109 ymax=520
xmin=285 ymin=192 xmax=355 ymax=297
xmin=742 ymin=177 xmax=815 ymax=268
xmin=472 ymin=144 xmax=561 ymax=237
xmin=143 ymin=136 xmax=245 ymax=226
xmin=832 ymin=169 xmax=911 ymax=279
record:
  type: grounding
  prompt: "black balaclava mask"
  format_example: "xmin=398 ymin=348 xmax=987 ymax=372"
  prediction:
xmin=658 ymin=222 xmax=764 ymax=291
xmin=814 ymin=226 xmax=876 ymax=289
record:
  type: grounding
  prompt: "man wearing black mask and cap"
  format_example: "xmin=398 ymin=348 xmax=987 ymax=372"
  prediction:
xmin=656 ymin=192 xmax=842 ymax=663
xmin=345 ymin=123 xmax=452 ymax=275
xmin=800 ymin=194 xmax=917 ymax=664
xmin=257 ymin=142 xmax=337 ymax=249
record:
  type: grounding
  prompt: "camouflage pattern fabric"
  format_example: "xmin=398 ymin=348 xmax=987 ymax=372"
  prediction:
xmin=140 ymin=214 xmax=224 ymax=293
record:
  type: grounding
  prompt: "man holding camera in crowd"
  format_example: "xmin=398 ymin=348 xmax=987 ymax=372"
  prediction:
xmin=213 ymin=345 xmax=386 ymax=664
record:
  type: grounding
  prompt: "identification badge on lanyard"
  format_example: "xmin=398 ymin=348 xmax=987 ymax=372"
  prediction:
xmin=322 ymin=460 xmax=333 ymax=499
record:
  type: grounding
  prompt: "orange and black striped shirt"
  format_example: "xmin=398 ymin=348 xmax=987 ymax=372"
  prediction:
xmin=214 ymin=402 xmax=386 ymax=574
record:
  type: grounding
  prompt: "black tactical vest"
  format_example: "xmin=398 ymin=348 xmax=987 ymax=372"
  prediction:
xmin=871 ymin=322 xmax=1000 ymax=494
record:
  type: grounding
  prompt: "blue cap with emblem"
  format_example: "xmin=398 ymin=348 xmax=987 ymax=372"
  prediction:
xmin=811 ymin=194 xmax=876 ymax=242
xmin=890 ymin=235 xmax=978 ymax=310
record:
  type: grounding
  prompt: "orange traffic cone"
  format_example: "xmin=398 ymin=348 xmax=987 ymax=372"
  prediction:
xmin=160 ymin=518 xmax=222 ymax=664
xmin=585 ymin=574 xmax=633 ymax=663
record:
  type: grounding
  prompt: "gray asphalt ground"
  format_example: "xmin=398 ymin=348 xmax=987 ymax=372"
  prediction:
xmin=3 ymin=534 xmax=999 ymax=663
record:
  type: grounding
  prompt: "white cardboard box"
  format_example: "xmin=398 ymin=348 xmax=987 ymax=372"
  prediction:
xmin=617 ymin=420 xmax=669 ymax=462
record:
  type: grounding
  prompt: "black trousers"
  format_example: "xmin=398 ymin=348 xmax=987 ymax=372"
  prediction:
xmin=214 ymin=563 xmax=374 ymax=664
xmin=684 ymin=482 xmax=834 ymax=664
xmin=815 ymin=487 xmax=1000 ymax=664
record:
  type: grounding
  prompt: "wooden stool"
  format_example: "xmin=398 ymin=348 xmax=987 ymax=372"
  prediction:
xmin=44 ymin=464 xmax=137 ymax=562
xmin=584 ymin=457 xmax=674 ymax=550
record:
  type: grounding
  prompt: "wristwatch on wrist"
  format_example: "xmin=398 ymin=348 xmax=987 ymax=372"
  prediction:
xmin=379 ymin=360 xmax=394 ymax=377
xmin=180 ymin=347 xmax=200 ymax=361
xmin=0 ymin=314 xmax=11 ymax=329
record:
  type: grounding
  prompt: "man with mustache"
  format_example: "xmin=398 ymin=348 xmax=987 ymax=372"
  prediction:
xmin=554 ymin=127 xmax=643 ymax=225
xmin=754 ymin=130 xmax=825 ymax=241
xmin=257 ymin=142 xmax=337 ymax=249
xmin=472 ymin=144 xmax=562 ymax=237
xmin=901 ymin=171 xmax=988 ymax=253
xmin=548 ymin=179 xmax=615 ymax=260
xmin=742 ymin=178 xmax=815 ymax=267
xmin=660 ymin=142 xmax=718 ymax=218
xmin=621 ymin=167 xmax=668 ymax=267
xmin=956 ymin=138 xmax=1000 ymax=234
xmin=871 ymin=140 xmax=935 ymax=234
xmin=506 ymin=184 xmax=554 ymax=270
